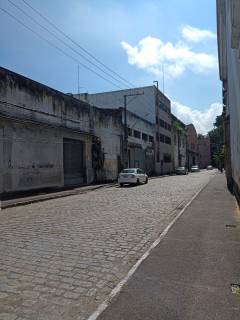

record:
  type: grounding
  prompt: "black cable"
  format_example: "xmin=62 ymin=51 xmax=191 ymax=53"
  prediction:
xmin=0 ymin=7 xmax=124 ymax=90
xmin=21 ymin=0 xmax=136 ymax=89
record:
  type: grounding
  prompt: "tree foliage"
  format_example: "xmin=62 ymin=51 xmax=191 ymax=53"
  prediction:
xmin=208 ymin=115 xmax=224 ymax=167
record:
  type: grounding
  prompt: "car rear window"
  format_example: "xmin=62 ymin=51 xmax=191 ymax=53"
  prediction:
xmin=122 ymin=169 xmax=136 ymax=173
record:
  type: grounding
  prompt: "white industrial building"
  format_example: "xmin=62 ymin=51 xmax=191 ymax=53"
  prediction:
xmin=76 ymin=86 xmax=173 ymax=175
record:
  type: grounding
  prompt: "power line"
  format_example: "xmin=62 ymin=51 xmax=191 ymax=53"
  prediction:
xmin=4 ymin=2 xmax=152 ymax=109
xmin=20 ymin=0 xmax=136 ymax=89
xmin=2 ymin=2 xmax=164 ymax=121
xmin=18 ymin=0 xmax=159 ymax=113
xmin=0 ymin=7 xmax=124 ymax=90
xmin=7 ymin=0 xmax=131 ymax=90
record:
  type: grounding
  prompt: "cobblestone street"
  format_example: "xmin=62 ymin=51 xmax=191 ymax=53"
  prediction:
xmin=0 ymin=171 xmax=215 ymax=320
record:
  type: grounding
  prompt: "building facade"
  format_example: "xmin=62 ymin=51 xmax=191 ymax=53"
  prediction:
xmin=186 ymin=124 xmax=199 ymax=169
xmin=197 ymin=135 xmax=211 ymax=169
xmin=171 ymin=115 xmax=187 ymax=169
xmin=125 ymin=109 xmax=155 ymax=175
xmin=0 ymin=67 xmax=158 ymax=196
xmin=217 ymin=0 xmax=240 ymax=202
xmin=0 ymin=67 xmax=125 ymax=195
xmin=77 ymin=86 xmax=173 ymax=174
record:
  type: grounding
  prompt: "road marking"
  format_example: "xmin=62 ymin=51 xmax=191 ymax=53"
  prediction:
xmin=87 ymin=176 xmax=214 ymax=320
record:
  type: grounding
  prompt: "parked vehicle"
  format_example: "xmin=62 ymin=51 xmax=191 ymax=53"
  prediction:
xmin=191 ymin=165 xmax=200 ymax=172
xmin=118 ymin=168 xmax=148 ymax=186
xmin=175 ymin=167 xmax=188 ymax=175
xmin=206 ymin=165 xmax=213 ymax=170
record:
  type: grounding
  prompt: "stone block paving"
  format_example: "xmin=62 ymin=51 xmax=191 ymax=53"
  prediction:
xmin=0 ymin=171 xmax=215 ymax=320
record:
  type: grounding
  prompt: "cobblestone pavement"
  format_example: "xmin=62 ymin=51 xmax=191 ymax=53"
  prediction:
xmin=0 ymin=171 xmax=216 ymax=320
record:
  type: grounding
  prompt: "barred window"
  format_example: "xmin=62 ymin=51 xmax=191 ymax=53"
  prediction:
xmin=134 ymin=130 xmax=141 ymax=139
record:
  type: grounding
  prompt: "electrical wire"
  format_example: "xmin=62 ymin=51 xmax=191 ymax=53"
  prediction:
xmin=0 ymin=7 xmax=125 ymax=90
xmin=1 ymin=2 xmax=169 ymax=127
xmin=18 ymin=0 xmax=159 ymax=114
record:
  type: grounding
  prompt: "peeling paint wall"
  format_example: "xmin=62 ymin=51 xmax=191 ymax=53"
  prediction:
xmin=92 ymin=108 xmax=122 ymax=181
xmin=0 ymin=67 xmax=94 ymax=195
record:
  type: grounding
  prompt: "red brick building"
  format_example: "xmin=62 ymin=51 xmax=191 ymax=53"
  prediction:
xmin=197 ymin=135 xmax=211 ymax=169
xmin=186 ymin=124 xmax=199 ymax=169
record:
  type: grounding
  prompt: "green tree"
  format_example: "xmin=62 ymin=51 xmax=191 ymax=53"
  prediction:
xmin=208 ymin=115 xmax=224 ymax=168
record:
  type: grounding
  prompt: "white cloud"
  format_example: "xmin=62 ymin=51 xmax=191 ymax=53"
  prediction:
xmin=121 ymin=36 xmax=217 ymax=78
xmin=171 ymin=101 xmax=222 ymax=134
xmin=181 ymin=25 xmax=216 ymax=43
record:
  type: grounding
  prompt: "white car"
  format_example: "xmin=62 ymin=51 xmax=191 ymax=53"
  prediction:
xmin=191 ymin=165 xmax=200 ymax=172
xmin=118 ymin=168 xmax=148 ymax=186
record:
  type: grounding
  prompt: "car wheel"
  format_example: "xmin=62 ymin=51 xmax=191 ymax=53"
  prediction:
xmin=145 ymin=177 xmax=148 ymax=184
xmin=120 ymin=183 xmax=124 ymax=187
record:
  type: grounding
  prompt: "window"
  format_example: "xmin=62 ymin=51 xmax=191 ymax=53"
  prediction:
xmin=149 ymin=135 xmax=154 ymax=143
xmin=142 ymin=133 xmax=148 ymax=141
xmin=128 ymin=127 xmax=132 ymax=136
xmin=163 ymin=153 xmax=171 ymax=163
xmin=165 ymin=136 xmax=171 ymax=145
xmin=160 ymin=119 xmax=165 ymax=128
xmin=160 ymin=134 xmax=164 ymax=143
xmin=174 ymin=134 xmax=177 ymax=145
xmin=156 ymin=132 xmax=159 ymax=141
xmin=168 ymin=124 xmax=171 ymax=131
xmin=156 ymin=116 xmax=158 ymax=124
xmin=134 ymin=130 xmax=141 ymax=139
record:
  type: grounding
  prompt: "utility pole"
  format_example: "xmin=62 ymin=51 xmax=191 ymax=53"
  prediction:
xmin=123 ymin=92 xmax=144 ymax=168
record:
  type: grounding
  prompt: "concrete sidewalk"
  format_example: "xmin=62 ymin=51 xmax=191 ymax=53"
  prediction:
xmin=96 ymin=174 xmax=240 ymax=320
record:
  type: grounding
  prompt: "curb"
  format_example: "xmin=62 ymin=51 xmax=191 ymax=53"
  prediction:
xmin=1 ymin=184 xmax=117 ymax=210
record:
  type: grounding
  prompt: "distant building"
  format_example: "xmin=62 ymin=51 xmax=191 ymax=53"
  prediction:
xmin=76 ymin=86 xmax=173 ymax=175
xmin=171 ymin=115 xmax=187 ymax=169
xmin=197 ymin=135 xmax=211 ymax=169
xmin=186 ymin=124 xmax=199 ymax=169
xmin=217 ymin=0 xmax=240 ymax=203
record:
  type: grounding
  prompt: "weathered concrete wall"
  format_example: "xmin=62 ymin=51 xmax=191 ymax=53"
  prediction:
xmin=0 ymin=67 xmax=94 ymax=195
xmin=217 ymin=0 xmax=240 ymax=201
xmin=225 ymin=0 xmax=240 ymax=196
xmin=0 ymin=117 xmax=93 ymax=194
xmin=0 ymin=67 xmax=91 ymax=133
xmin=92 ymin=108 xmax=122 ymax=181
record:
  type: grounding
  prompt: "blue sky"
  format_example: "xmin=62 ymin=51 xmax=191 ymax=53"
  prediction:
xmin=0 ymin=0 xmax=222 ymax=133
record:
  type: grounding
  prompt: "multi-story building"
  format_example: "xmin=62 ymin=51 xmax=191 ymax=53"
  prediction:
xmin=171 ymin=114 xmax=187 ymax=169
xmin=186 ymin=124 xmax=199 ymax=169
xmin=0 ymin=67 xmax=156 ymax=197
xmin=77 ymin=86 xmax=173 ymax=174
xmin=197 ymin=135 xmax=211 ymax=169
xmin=217 ymin=0 xmax=240 ymax=202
